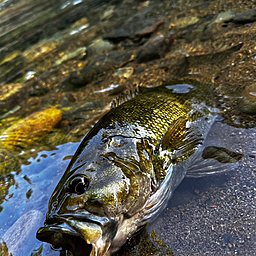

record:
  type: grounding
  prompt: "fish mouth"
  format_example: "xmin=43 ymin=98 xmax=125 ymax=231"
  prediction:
xmin=37 ymin=214 xmax=116 ymax=256
xmin=37 ymin=223 xmax=93 ymax=256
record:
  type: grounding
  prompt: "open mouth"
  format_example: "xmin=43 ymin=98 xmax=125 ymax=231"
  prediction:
xmin=37 ymin=223 xmax=92 ymax=256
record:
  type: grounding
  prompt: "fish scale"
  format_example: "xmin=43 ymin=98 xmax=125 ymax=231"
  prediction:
xmin=37 ymin=81 xmax=216 ymax=256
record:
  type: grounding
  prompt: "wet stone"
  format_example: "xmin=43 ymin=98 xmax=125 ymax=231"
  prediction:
xmin=215 ymin=10 xmax=235 ymax=23
xmin=136 ymin=34 xmax=173 ymax=63
xmin=67 ymin=51 xmax=131 ymax=87
xmin=0 ymin=83 xmax=28 ymax=116
xmin=169 ymin=16 xmax=199 ymax=29
xmin=2 ymin=210 xmax=44 ymax=255
xmin=60 ymin=93 xmax=76 ymax=107
xmin=223 ymin=234 xmax=233 ymax=244
xmin=202 ymin=146 xmax=243 ymax=164
xmin=233 ymin=9 xmax=256 ymax=24
xmin=53 ymin=47 xmax=87 ymax=67
xmin=103 ymin=6 xmax=162 ymax=43
xmin=0 ymin=52 xmax=25 ymax=84
xmin=87 ymin=38 xmax=114 ymax=56
xmin=238 ymin=83 xmax=256 ymax=114
xmin=29 ymin=86 xmax=50 ymax=97
xmin=100 ymin=5 xmax=115 ymax=20
xmin=88 ymin=51 xmax=131 ymax=71
xmin=113 ymin=67 xmax=134 ymax=79
xmin=68 ymin=67 xmax=97 ymax=88
xmin=1 ymin=108 xmax=62 ymax=150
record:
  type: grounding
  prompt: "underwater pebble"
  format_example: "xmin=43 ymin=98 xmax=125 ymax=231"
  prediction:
xmin=136 ymin=34 xmax=173 ymax=63
xmin=0 ymin=83 xmax=27 ymax=116
xmin=87 ymin=38 xmax=114 ymax=56
xmin=2 ymin=210 xmax=43 ymax=254
xmin=1 ymin=108 xmax=62 ymax=150
xmin=169 ymin=16 xmax=199 ymax=29
xmin=113 ymin=67 xmax=134 ymax=79
xmin=53 ymin=47 xmax=87 ymax=66
xmin=233 ymin=8 xmax=256 ymax=24
xmin=238 ymin=83 xmax=256 ymax=114
xmin=67 ymin=51 xmax=131 ymax=87
xmin=101 ymin=5 xmax=115 ymax=20
xmin=215 ymin=10 xmax=235 ymax=23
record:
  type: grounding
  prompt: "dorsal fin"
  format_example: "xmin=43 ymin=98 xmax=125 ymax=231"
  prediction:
xmin=111 ymin=86 xmax=140 ymax=109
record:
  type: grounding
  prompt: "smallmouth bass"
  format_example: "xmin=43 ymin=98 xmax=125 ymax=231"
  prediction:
xmin=37 ymin=81 xmax=216 ymax=256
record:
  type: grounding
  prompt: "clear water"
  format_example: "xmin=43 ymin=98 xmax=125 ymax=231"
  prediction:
xmin=0 ymin=0 xmax=255 ymax=255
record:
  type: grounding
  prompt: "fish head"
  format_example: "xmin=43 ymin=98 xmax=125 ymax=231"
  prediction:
xmin=37 ymin=136 xmax=153 ymax=256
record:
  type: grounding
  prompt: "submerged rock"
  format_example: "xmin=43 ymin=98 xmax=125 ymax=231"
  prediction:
xmin=67 ymin=51 xmax=131 ymax=87
xmin=53 ymin=47 xmax=87 ymax=66
xmin=103 ymin=7 xmax=162 ymax=43
xmin=233 ymin=8 xmax=256 ymax=24
xmin=87 ymin=38 xmax=114 ymax=56
xmin=113 ymin=67 xmax=134 ymax=79
xmin=2 ymin=210 xmax=44 ymax=255
xmin=215 ymin=10 xmax=235 ymax=23
xmin=0 ymin=83 xmax=28 ymax=116
xmin=169 ymin=16 xmax=199 ymax=29
xmin=136 ymin=34 xmax=173 ymax=63
xmin=238 ymin=83 xmax=256 ymax=114
xmin=1 ymin=108 xmax=62 ymax=150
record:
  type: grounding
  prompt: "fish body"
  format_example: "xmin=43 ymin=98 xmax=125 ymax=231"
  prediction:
xmin=37 ymin=81 xmax=215 ymax=256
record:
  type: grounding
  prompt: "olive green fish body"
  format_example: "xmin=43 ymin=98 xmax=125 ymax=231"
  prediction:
xmin=37 ymin=81 xmax=215 ymax=256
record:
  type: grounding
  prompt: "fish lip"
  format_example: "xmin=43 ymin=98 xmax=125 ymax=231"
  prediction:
xmin=36 ymin=222 xmax=81 ymax=246
xmin=37 ymin=223 xmax=80 ymax=238
xmin=55 ymin=212 xmax=110 ymax=226
xmin=37 ymin=212 xmax=105 ymax=240
xmin=37 ymin=213 xmax=117 ymax=255
xmin=37 ymin=219 xmax=94 ymax=256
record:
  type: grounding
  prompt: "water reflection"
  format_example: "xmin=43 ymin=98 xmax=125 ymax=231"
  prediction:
xmin=0 ymin=142 xmax=79 ymax=256
xmin=0 ymin=0 xmax=256 ymax=255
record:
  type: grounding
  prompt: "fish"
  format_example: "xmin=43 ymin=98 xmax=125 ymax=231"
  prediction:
xmin=36 ymin=80 xmax=218 ymax=256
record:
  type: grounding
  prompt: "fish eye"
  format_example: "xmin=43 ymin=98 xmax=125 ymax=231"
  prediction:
xmin=68 ymin=176 xmax=89 ymax=195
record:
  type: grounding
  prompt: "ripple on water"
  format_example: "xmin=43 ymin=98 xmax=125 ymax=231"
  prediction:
xmin=0 ymin=142 xmax=79 ymax=256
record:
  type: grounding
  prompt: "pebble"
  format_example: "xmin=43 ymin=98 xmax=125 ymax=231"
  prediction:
xmin=238 ymin=83 xmax=256 ymax=114
xmin=136 ymin=34 xmax=173 ymax=63
xmin=0 ymin=83 xmax=27 ymax=116
xmin=67 ymin=51 xmax=131 ymax=87
xmin=113 ymin=67 xmax=134 ymax=79
xmin=233 ymin=9 xmax=256 ymax=24
xmin=87 ymin=38 xmax=114 ymax=56
xmin=215 ymin=10 xmax=235 ymax=23
xmin=169 ymin=16 xmax=199 ymax=29
xmin=2 ymin=210 xmax=43 ymax=255
xmin=1 ymin=108 xmax=62 ymax=150
xmin=53 ymin=47 xmax=87 ymax=66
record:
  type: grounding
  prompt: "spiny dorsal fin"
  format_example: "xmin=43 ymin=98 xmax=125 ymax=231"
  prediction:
xmin=111 ymin=86 xmax=140 ymax=109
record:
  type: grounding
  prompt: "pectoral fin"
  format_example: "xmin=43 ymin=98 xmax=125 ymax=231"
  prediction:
xmin=160 ymin=117 xmax=203 ymax=161
xmin=153 ymin=117 xmax=203 ymax=182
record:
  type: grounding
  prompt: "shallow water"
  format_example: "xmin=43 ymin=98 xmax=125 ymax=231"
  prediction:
xmin=0 ymin=142 xmax=79 ymax=255
xmin=0 ymin=0 xmax=256 ymax=255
